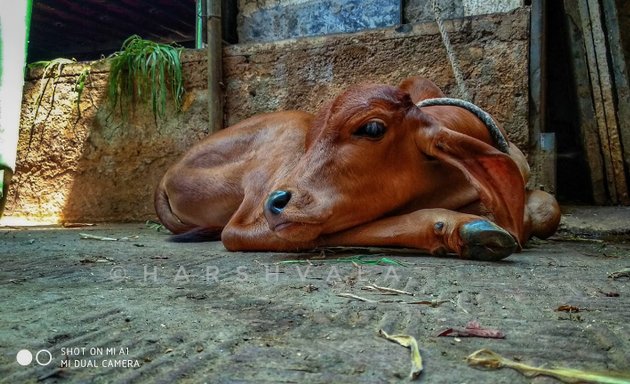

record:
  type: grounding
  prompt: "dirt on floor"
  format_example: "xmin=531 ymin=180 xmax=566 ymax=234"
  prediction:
xmin=1 ymin=207 xmax=629 ymax=383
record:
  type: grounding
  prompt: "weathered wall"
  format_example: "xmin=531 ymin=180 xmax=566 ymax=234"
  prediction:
xmin=4 ymin=52 xmax=209 ymax=224
xmin=225 ymin=8 xmax=530 ymax=141
xmin=405 ymin=0 xmax=522 ymax=22
xmin=3 ymin=8 xmax=530 ymax=224
xmin=237 ymin=0 xmax=523 ymax=42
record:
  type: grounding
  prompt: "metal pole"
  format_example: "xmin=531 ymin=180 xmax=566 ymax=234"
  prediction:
xmin=206 ymin=0 xmax=223 ymax=133
xmin=195 ymin=0 xmax=204 ymax=49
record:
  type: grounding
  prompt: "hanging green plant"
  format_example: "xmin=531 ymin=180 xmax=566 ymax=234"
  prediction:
xmin=106 ymin=35 xmax=184 ymax=123
xmin=27 ymin=58 xmax=91 ymax=147
xmin=73 ymin=66 xmax=91 ymax=119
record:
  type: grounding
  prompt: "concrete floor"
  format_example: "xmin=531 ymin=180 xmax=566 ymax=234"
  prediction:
xmin=1 ymin=207 xmax=630 ymax=383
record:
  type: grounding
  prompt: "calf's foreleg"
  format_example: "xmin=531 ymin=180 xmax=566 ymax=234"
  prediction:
xmin=319 ymin=209 xmax=517 ymax=261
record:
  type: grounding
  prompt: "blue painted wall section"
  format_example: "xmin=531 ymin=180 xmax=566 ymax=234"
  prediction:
xmin=238 ymin=0 xmax=522 ymax=43
xmin=239 ymin=0 xmax=400 ymax=42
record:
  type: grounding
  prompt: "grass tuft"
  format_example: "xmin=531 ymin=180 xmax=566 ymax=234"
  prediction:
xmin=106 ymin=35 xmax=184 ymax=123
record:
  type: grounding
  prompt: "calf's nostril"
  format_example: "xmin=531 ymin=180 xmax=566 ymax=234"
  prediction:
xmin=266 ymin=190 xmax=292 ymax=215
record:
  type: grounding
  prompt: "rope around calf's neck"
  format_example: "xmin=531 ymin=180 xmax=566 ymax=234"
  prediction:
xmin=416 ymin=98 xmax=510 ymax=154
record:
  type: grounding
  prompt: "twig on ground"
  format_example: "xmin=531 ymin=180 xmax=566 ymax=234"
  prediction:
xmin=79 ymin=233 xmax=139 ymax=241
xmin=363 ymin=284 xmax=414 ymax=296
xmin=337 ymin=293 xmax=378 ymax=303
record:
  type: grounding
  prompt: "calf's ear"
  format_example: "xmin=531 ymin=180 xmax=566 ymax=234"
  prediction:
xmin=415 ymin=122 xmax=525 ymax=246
xmin=398 ymin=77 xmax=445 ymax=103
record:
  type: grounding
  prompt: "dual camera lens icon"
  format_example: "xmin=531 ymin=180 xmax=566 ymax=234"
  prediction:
xmin=16 ymin=349 xmax=53 ymax=366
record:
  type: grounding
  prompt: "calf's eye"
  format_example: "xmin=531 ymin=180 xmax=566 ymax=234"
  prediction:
xmin=353 ymin=121 xmax=386 ymax=139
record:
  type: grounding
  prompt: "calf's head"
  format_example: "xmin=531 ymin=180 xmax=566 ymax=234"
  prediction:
xmin=264 ymin=82 xmax=525 ymax=244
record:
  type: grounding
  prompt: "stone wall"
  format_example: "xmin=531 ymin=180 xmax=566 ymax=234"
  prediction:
xmin=225 ymin=8 xmax=530 ymax=141
xmin=4 ymin=52 xmax=209 ymax=224
xmin=2 ymin=8 xmax=530 ymax=224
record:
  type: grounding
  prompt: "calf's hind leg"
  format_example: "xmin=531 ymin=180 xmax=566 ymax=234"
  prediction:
xmin=319 ymin=208 xmax=517 ymax=261
xmin=157 ymin=164 xmax=244 ymax=236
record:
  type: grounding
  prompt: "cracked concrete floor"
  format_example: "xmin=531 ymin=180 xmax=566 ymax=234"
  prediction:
xmin=1 ymin=207 xmax=630 ymax=383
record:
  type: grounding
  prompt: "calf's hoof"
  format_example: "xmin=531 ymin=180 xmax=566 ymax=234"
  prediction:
xmin=459 ymin=220 xmax=516 ymax=261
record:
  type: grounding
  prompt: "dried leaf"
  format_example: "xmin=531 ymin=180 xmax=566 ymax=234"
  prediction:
xmin=467 ymin=348 xmax=630 ymax=384
xmin=378 ymin=329 xmax=423 ymax=380
xmin=437 ymin=321 xmax=505 ymax=339
xmin=609 ymin=268 xmax=630 ymax=279
xmin=556 ymin=305 xmax=581 ymax=312
xmin=146 ymin=220 xmax=168 ymax=232
xmin=303 ymin=284 xmax=319 ymax=293
xmin=437 ymin=328 xmax=456 ymax=337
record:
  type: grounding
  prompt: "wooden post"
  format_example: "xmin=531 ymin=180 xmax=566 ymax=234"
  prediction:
xmin=207 ymin=0 xmax=223 ymax=133
xmin=563 ymin=0 xmax=607 ymax=204
xmin=528 ymin=0 xmax=549 ymax=192
xmin=602 ymin=0 xmax=630 ymax=196
xmin=577 ymin=0 xmax=629 ymax=204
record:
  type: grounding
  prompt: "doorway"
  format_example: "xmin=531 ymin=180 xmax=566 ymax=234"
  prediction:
xmin=535 ymin=0 xmax=630 ymax=205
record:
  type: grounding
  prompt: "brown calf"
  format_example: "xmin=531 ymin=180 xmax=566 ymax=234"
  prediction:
xmin=155 ymin=77 xmax=560 ymax=260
